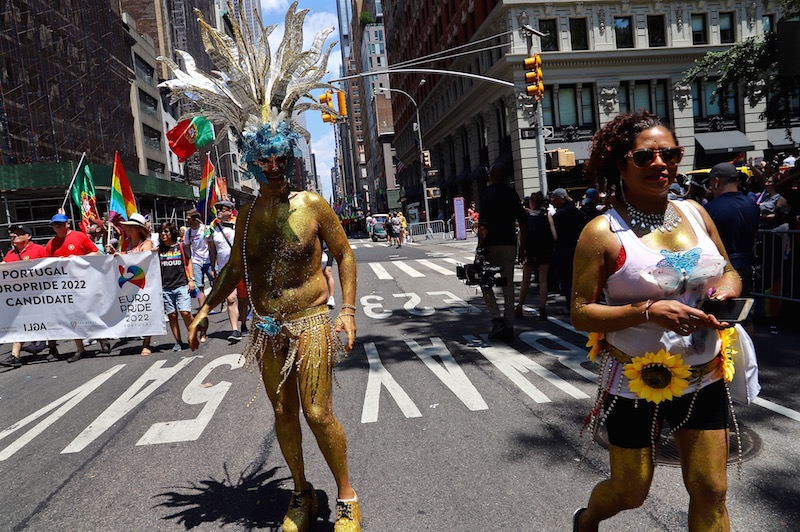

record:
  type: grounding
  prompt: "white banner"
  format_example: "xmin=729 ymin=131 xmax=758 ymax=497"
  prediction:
xmin=0 ymin=253 xmax=166 ymax=342
xmin=453 ymin=197 xmax=467 ymax=240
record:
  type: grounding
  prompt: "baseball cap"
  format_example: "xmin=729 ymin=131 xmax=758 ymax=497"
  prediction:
xmin=585 ymin=188 xmax=599 ymax=200
xmin=50 ymin=213 xmax=69 ymax=224
xmin=11 ymin=225 xmax=32 ymax=235
xmin=708 ymin=162 xmax=738 ymax=181
xmin=551 ymin=188 xmax=571 ymax=200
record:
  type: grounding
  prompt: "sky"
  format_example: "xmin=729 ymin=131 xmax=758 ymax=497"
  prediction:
xmin=259 ymin=0 xmax=343 ymax=201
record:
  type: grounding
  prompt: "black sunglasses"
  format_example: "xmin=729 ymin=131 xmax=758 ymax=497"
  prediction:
xmin=626 ymin=146 xmax=684 ymax=167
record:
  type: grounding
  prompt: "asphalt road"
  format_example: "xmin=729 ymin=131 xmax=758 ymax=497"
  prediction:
xmin=1 ymin=232 xmax=799 ymax=531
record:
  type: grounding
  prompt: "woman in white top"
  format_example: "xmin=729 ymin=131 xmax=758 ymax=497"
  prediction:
xmin=570 ymin=111 xmax=741 ymax=532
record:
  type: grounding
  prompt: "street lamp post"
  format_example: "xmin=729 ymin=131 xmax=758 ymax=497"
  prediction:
xmin=377 ymin=86 xmax=430 ymax=229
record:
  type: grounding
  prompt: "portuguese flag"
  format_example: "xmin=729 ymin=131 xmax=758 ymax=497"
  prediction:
xmin=166 ymin=116 xmax=214 ymax=161
xmin=70 ymin=156 xmax=100 ymax=233
xmin=109 ymin=151 xmax=137 ymax=223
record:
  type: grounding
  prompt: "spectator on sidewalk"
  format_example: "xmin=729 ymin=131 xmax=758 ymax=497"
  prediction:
xmin=0 ymin=225 xmax=49 ymax=369
xmin=515 ymin=192 xmax=556 ymax=321
xmin=45 ymin=213 xmax=105 ymax=362
xmin=705 ymin=162 xmax=759 ymax=330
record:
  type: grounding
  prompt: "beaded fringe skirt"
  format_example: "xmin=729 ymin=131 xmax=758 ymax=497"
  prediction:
xmin=243 ymin=305 xmax=345 ymax=400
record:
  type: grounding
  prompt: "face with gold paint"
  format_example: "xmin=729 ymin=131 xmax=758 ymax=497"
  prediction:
xmin=618 ymin=126 xmax=681 ymax=208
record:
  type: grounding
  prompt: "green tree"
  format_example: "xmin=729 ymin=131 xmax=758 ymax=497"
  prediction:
xmin=359 ymin=12 xmax=374 ymax=27
xmin=680 ymin=1 xmax=800 ymax=125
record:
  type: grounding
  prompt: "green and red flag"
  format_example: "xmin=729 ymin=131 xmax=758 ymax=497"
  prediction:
xmin=70 ymin=157 xmax=100 ymax=233
xmin=109 ymin=151 xmax=137 ymax=223
xmin=166 ymin=116 xmax=214 ymax=162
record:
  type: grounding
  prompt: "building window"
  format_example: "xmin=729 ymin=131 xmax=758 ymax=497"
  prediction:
xmin=538 ymin=19 xmax=559 ymax=51
xmin=614 ymin=17 xmax=634 ymax=48
xmin=647 ymin=15 xmax=666 ymax=47
xmin=138 ymin=89 xmax=158 ymax=117
xmin=134 ymin=54 xmax=154 ymax=86
xmin=146 ymin=158 xmax=165 ymax=179
xmin=691 ymin=14 xmax=708 ymax=45
xmin=719 ymin=12 xmax=735 ymax=43
xmin=763 ymin=14 xmax=774 ymax=33
xmin=619 ymin=81 xmax=670 ymax=119
xmin=142 ymin=124 xmax=161 ymax=151
xmin=541 ymin=85 xmax=595 ymax=127
xmin=692 ymin=80 xmax=737 ymax=117
xmin=569 ymin=18 xmax=589 ymax=50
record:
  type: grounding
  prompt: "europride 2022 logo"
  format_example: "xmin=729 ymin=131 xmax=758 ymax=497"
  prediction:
xmin=118 ymin=265 xmax=146 ymax=289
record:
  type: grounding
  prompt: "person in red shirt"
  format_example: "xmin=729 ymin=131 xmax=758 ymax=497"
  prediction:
xmin=45 ymin=213 xmax=103 ymax=362
xmin=0 ymin=225 xmax=49 ymax=369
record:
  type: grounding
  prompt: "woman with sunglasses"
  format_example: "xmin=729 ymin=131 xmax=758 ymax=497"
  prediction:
xmin=571 ymin=110 xmax=742 ymax=531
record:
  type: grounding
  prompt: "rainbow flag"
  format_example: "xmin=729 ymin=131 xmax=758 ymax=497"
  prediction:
xmin=109 ymin=151 xmax=137 ymax=223
xmin=197 ymin=154 xmax=219 ymax=224
xmin=731 ymin=153 xmax=745 ymax=165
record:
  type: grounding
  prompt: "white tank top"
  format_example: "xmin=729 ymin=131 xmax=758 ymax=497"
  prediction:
xmin=600 ymin=201 xmax=725 ymax=398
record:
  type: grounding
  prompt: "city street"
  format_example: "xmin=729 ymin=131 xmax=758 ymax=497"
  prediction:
xmin=1 ymin=234 xmax=799 ymax=531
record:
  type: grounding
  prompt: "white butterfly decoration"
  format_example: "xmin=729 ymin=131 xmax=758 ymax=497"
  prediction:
xmin=641 ymin=248 xmax=726 ymax=297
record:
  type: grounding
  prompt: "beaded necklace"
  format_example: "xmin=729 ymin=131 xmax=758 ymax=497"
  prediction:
xmin=625 ymin=201 xmax=682 ymax=233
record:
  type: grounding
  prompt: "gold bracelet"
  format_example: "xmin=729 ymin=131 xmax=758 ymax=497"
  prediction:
xmin=341 ymin=303 xmax=356 ymax=311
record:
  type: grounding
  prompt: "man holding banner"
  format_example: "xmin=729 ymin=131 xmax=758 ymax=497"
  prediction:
xmin=45 ymin=213 xmax=106 ymax=362
xmin=0 ymin=225 xmax=48 ymax=369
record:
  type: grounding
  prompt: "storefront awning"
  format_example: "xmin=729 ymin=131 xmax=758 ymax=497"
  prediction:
xmin=766 ymin=127 xmax=800 ymax=150
xmin=546 ymin=141 xmax=592 ymax=162
xmin=695 ymin=131 xmax=754 ymax=155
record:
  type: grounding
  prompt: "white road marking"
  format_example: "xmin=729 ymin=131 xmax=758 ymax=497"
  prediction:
xmin=361 ymin=343 xmax=422 ymax=423
xmin=368 ymin=262 xmax=393 ymax=280
xmin=406 ymin=338 xmax=488 ymax=411
xmin=394 ymin=293 xmax=435 ymax=316
xmin=0 ymin=365 xmax=126 ymax=461
xmin=519 ymin=331 xmax=597 ymax=383
xmin=350 ymin=244 xmax=357 ymax=249
xmin=362 ymin=244 xmax=373 ymax=248
xmin=137 ymin=355 xmax=244 ymax=445
xmin=427 ymin=291 xmax=481 ymax=313
xmin=441 ymin=258 xmax=463 ymax=266
xmin=417 ymin=259 xmax=455 ymax=275
xmin=752 ymin=398 xmax=800 ymax=423
xmin=62 ymin=357 xmax=196 ymax=453
xmin=393 ymin=261 xmax=425 ymax=277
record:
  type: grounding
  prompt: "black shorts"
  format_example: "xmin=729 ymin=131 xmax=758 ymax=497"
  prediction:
xmin=604 ymin=379 xmax=729 ymax=449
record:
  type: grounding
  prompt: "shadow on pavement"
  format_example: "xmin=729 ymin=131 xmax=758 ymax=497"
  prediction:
xmin=153 ymin=461 xmax=334 ymax=530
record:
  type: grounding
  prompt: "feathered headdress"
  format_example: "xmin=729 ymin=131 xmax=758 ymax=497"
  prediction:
xmin=158 ymin=0 xmax=340 ymax=183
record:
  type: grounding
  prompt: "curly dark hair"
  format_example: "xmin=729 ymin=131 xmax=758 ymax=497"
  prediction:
xmin=158 ymin=221 xmax=180 ymax=252
xmin=583 ymin=110 xmax=677 ymax=199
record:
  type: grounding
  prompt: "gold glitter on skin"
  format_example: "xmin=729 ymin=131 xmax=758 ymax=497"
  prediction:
xmin=572 ymin=125 xmax=739 ymax=532
xmin=188 ymin=155 xmax=358 ymax=509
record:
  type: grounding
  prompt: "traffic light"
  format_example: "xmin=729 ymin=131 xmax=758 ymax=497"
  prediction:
xmin=320 ymin=90 xmax=335 ymax=123
xmin=523 ymin=53 xmax=544 ymax=101
xmin=422 ymin=150 xmax=432 ymax=168
xmin=337 ymin=90 xmax=348 ymax=117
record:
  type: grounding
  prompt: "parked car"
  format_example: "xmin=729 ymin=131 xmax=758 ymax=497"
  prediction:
xmin=371 ymin=220 xmax=388 ymax=241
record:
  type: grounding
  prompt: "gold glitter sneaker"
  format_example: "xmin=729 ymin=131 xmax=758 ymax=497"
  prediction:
xmin=282 ymin=484 xmax=318 ymax=532
xmin=333 ymin=497 xmax=361 ymax=532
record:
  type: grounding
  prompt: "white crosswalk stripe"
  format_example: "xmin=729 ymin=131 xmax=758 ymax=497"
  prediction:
xmin=362 ymin=244 xmax=373 ymax=248
xmin=393 ymin=261 xmax=425 ymax=277
xmin=417 ymin=259 xmax=455 ymax=275
xmin=368 ymin=262 xmax=393 ymax=280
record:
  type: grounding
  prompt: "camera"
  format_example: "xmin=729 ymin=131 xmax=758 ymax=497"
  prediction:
xmin=456 ymin=251 xmax=507 ymax=288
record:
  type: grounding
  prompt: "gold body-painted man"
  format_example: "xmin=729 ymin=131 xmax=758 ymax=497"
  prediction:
xmin=161 ymin=2 xmax=361 ymax=530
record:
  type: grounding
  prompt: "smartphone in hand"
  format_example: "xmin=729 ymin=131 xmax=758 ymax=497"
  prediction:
xmin=700 ymin=298 xmax=754 ymax=324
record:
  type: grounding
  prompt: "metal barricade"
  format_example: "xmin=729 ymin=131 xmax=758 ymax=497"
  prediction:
xmin=752 ymin=228 xmax=800 ymax=303
xmin=409 ymin=220 xmax=448 ymax=239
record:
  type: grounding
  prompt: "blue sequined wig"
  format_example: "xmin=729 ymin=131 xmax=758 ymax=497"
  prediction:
xmin=239 ymin=121 xmax=303 ymax=184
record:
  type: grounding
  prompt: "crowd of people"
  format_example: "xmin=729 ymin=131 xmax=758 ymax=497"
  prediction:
xmin=0 ymin=200 xmax=290 ymax=368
